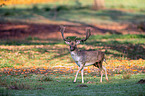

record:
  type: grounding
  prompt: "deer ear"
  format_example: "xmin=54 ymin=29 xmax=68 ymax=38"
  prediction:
xmin=65 ymin=41 xmax=70 ymax=45
xmin=76 ymin=40 xmax=80 ymax=45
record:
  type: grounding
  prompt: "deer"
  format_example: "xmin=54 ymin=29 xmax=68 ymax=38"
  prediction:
xmin=60 ymin=26 xmax=108 ymax=83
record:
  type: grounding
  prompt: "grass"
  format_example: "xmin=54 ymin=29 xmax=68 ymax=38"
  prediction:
xmin=1 ymin=7 xmax=145 ymax=24
xmin=0 ymin=34 xmax=145 ymax=95
xmin=0 ymin=34 xmax=145 ymax=68
xmin=106 ymin=0 xmax=145 ymax=10
xmin=0 ymin=34 xmax=145 ymax=69
xmin=0 ymin=73 xmax=145 ymax=96
xmin=0 ymin=0 xmax=145 ymax=25
xmin=91 ymin=34 xmax=145 ymax=40
xmin=2 ymin=0 xmax=145 ymax=10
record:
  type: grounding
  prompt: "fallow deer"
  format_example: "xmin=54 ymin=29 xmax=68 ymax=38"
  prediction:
xmin=60 ymin=26 xmax=108 ymax=83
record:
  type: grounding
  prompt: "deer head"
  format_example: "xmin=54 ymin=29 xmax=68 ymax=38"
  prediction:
xmin=60 ymin=26 xmax=91 ymax=51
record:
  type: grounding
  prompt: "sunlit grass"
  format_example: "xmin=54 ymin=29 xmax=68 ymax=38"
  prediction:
xmin=0 ymin=0 xmax=145 ymax=25
xmin=1 ymin=0 xmax=145 ymax=10
xmin=0 ymin=36 xmax=144 ymax=77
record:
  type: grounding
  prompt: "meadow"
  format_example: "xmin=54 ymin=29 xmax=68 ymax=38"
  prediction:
xmin=0 ymin=34 xmax=145 ymax=96
xmin=0 ymin=0 xmax=145 ymax=96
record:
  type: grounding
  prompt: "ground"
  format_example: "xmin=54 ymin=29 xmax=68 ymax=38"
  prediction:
xmin=0 ymin=21 xmax=144 ymax=40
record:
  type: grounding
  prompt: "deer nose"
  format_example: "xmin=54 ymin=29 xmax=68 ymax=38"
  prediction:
xmin=70 ymin=46 xmax=75 ymax=51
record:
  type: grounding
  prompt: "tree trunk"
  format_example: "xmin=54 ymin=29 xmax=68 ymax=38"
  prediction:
xmin=93 ymin=0 xmax=105 ymax=10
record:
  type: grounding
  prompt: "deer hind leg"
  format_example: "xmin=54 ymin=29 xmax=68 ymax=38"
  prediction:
xmin=94 ymin=60 xmax=108 ymax=82
xmin=95 ymin=61 xmax=103 ymax=82
xmin=102 ymin=66 xmax=108 ymax=81
xmin=99 ymin=64 xmax=109 ymax=82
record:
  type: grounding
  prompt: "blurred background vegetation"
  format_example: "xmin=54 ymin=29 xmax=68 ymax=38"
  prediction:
xmin=1 ymin=0 xmax=145 ymax=24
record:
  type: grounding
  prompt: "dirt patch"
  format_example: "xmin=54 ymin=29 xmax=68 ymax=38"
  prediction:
xmin=0 ymin=22 xmax=144 ymax=40
xmin=137 ymin=79 xmax=145 ymax=84
xmin=76 ymin=84 xmax=88 ymax=87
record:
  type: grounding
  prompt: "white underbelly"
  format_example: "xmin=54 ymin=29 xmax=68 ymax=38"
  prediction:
xmin=71 ymin=52 xmax=95 ymax=67
xmin=85 ymin=62 xmax=94 ymax=66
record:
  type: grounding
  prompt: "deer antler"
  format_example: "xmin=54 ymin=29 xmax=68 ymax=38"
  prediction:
xmin=80 ymin=28 xmax=91 ymax=42
xmin=60 ymin=26 xmax=71 ymax=42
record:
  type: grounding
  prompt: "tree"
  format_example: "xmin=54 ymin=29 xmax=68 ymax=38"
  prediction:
xmin=92 ymin=0 xmax=105 ymax=10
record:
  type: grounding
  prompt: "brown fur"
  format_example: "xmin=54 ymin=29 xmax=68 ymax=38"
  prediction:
xmin=60 ymin=26 xmax=108 ymax=83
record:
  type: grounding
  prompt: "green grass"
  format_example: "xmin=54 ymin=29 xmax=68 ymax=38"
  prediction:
xmin=0 ymin=73 xmax=145 ymax=96
xmin=0 ymin=34 xmax=144 ymax=68
xmin=1 ymin=7 xmax=145 ymax=24
xmin=91 ymin=34 xmax=145 ymax=40
xmin=2 ymin=0 xmax=145 ymax=10
xmin=106 ymin=0 xmax=145 ymax=9
xmin=0 ymin=35 xmax=145 ymax=96
xmin=0 ymin=0 xmax=145 ymax=24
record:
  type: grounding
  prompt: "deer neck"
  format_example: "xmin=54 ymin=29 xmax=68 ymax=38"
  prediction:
xmin=70 ymin=48 xmax=80 ymax=64
xmin=70 ymin=48 xmax=79 ymax=57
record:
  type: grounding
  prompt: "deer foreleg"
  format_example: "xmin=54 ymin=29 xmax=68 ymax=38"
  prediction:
xmin=100 ymin=68 xmax=103 ymax=83
xmin=73 ymin=65 xmax=84 ymax=83
xmin=102 ymin=66 xmax=108 ymax=81
xmin=81 ymin=68 xmax=84 ymax=83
